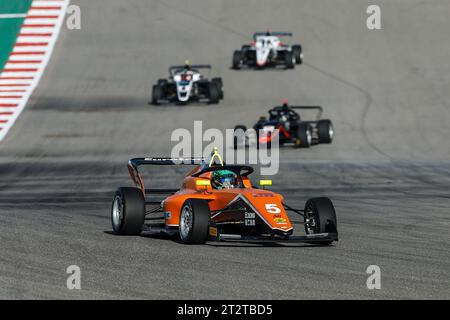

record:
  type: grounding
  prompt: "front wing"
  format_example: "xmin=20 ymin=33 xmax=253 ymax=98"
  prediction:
xmin=208 ymin=224 xmax=338 ymax=244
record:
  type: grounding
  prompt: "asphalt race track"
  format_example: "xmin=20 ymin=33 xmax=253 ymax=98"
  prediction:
xmin=1 ymin=0 xmax=450 ymax=299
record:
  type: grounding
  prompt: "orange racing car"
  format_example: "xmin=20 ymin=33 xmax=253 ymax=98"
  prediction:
xmin=111 ymin=148 xmax=338 ymax=245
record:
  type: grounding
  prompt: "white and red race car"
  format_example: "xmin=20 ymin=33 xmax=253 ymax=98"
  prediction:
xmin=232 ymin=32 xmax=303 ymax=69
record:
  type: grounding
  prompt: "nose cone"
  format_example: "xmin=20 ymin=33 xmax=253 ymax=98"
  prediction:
xmin=256 ymin=48 xmax=268 ymax=66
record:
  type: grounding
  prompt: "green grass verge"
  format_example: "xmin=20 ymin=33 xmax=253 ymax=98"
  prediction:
xmin=0 ymin=0 xmax=33 ymax=70
xmin=0 ymin=0 xmax=33 ymax=14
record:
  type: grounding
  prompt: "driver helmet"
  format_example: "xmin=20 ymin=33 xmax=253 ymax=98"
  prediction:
xmin=211 ymin=170 xmax=238 ymax=190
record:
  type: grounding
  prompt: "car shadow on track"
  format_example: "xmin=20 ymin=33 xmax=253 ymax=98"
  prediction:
xmin=205 ymin=243 xmax=330 ymax=248
xmin=31 ymin=96 xmax=149 ymax=112
xmin=148 ymin=101 xmax=220 ymax=107
xmin=104 ymin=231 xmax=333 ymax=248
xmin=229 ymin=67 xmax=292 ymax=72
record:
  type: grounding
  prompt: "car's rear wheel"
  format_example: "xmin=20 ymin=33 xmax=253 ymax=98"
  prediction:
xmin=233 ymin=125 xmax=247 ymax=149
xmin=294 ymin=123 xmax=311 ymax=148
xmin=208 ymin=82 xmax=220 ymax=104
xmin=304 ymin=197 xmax=338 ymax=245
xmin=179 ymin=199 xmax=210 ymax=244
xmin=151 ymin=84 xmax=163 ymax=105
xmin=157 ymin=79 xmax=168 ymax=87
xmin=284 ymin=51 xmax=295 ymax=69
xmin=233 ymin=50 xmax=243 ymax=69
xmin=317 ymin=119 xmax=334 ymax=144
xmin=212 ymin=77 xmax=224 ymax=99
xmin=292 ymin=45 xmax=303 ymax=64
xmin=111 ymin=187 xmax=145 ymax=235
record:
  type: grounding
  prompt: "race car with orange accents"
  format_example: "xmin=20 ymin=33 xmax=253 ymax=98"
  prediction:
xmin=111 ymin=148 xmax=338 ymax=245
xmin=233 ymin=101 xmax=334 ymax=149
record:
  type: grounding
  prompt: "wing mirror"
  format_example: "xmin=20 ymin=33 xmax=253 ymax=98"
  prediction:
xmin=196 ymin=179 xmax=211 ymax=189
xmin=259 ymin=180 xmax=273 ymax=189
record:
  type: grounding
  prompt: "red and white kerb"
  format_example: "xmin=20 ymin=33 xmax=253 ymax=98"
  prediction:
xmin=0 ymin=0 xmax=70 ymax=141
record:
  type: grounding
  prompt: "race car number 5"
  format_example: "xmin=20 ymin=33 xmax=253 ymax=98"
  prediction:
xmin=265 ymin=203 xmax=281 ymax=214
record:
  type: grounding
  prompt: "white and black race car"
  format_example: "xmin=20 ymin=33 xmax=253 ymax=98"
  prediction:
xmin=151 ymin=63 xmax=224 ymax=105
xmin=232 ymin=32 xmax=303 ymax=69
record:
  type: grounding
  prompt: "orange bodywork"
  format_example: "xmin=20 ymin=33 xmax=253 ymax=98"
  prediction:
xmin=127 ymin=148 xmax=294 ymax=235
xmin=155 ymin=167 xmax=293 ymax=233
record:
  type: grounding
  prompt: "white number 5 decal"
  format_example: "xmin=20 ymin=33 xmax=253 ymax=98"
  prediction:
xmin=265 ymin=204 xmax=281 ymax=214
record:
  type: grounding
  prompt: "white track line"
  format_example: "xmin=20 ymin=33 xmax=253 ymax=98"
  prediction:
xmin=0 ymin=0 xmax=70 ymax=140
xmin=0 ymin=14 xmax=27 ymax=19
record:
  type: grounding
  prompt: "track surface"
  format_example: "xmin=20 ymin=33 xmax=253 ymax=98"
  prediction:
xmin=1 ymin=0 xmax=450 ymax=299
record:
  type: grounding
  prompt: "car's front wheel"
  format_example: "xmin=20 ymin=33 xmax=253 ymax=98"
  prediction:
xmin=212 ymin=77 xmax=224 ymax=99
xmin=292 ymin=45 xmax=303 ymax=64
xmin=304 ymin=197 xmax=338 ymax=245
xmin=317 ymin=119 xmax=334 ymax=143
xmin=208 ymin=82 xmax=220 ymax=104
xmin=179 ymin=199 xmax=210 ymax=244
xmin=232 ymin=50 xmax=243 ymax=69
xmin=284 ymin=51 xmax=295 ymax=69
xmin=151 ymin=84 xmax=163 ymax=105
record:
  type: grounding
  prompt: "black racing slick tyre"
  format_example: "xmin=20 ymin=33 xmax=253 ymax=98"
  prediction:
xmin=208 ymin=82 xmax=220 ymax=104
xmin=304 ymin=197 xmax=338 ymax=245
xmin=233 ymin=50 xmax=243 ymax=69
xmin=212 ymin=77 xmax=224 ymax=99
xmin=292 ymin=45 xmax=303 ymax=64
xmin=284 ymin=50 xmax=295 ymax=69
xmin=179 ymin=199 xmax=210 ymax=244
xmin=111 ymin=187 xmax=145 ymax=235
xmin=294 ymin=123 xmax=312 ymax=148
xmin=233 ymin=125 xmax=247 ymax=149
xmin=317 ymin=119 xmax=334 ymax=144
xmin=151 ymin=84 xmax=163 ymax=105
xmin=157 ymin=79 xmax=168 ymax=87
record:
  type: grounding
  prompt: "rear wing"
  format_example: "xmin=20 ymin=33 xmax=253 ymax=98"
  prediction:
xmin=128 ymin=148 xmax=224 ymax=195
xmin=290 ymin=106 xmax=323 ymax=121
xmin=253 ymin=32 xmax=293 ymax=39
xmin=169 ymin=64 xmax=211 ymax=74
xmin=127 ymin=157 xmax=204 ymax=195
